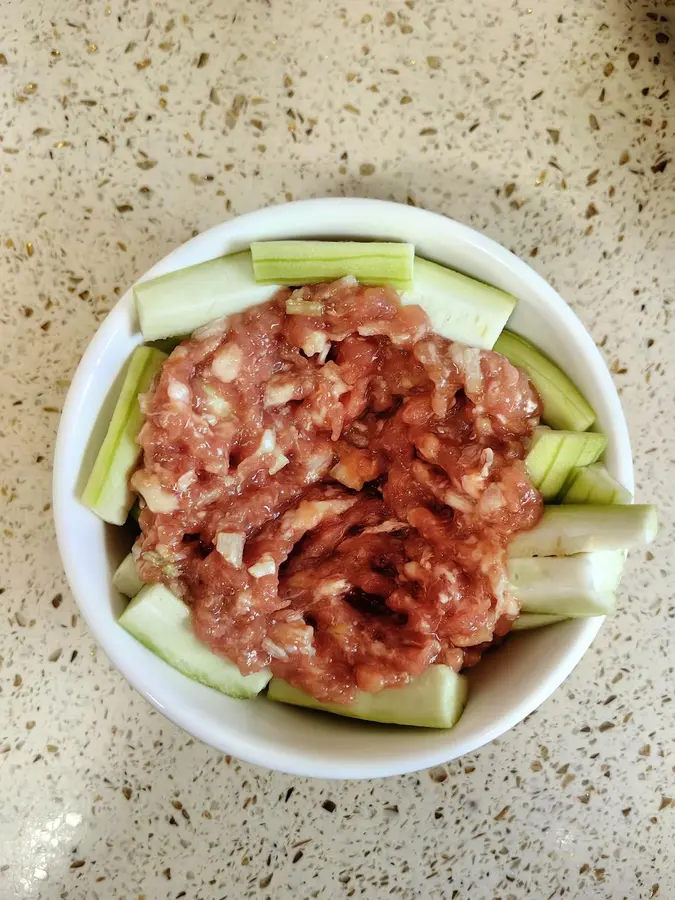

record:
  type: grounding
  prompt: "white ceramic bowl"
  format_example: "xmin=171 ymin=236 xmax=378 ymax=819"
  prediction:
xmin=53 ymin=198 xmax=632 ymax=779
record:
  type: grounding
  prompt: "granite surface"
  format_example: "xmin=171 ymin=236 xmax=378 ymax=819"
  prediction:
xmin=1 ymin=0 xmax=673 ymax=897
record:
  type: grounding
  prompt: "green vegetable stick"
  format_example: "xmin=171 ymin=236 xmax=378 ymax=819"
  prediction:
xmin=250 ymin=240 xmax=415 ymax=291
xmin=82 ymin=346 xmax=166 ymax=525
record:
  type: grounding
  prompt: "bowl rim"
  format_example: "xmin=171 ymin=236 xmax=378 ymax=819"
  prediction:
xmin=53 ymin=197 xmax=632 ymax=778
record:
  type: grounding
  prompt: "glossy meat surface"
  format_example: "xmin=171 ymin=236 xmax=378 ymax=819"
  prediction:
xmin=133 ymin=278 xmax=542 ymax=702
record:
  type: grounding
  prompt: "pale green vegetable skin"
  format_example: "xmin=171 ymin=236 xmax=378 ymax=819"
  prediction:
xmin=400 ymin=256 xmax=517 ymax=349
xmin=250 ymin=241 xmax=415 ymax=292
xmin=525 ymin=426 xmax=607 ymax=500
xmin=81 ymin=346 xmax=167 ymax=525
xmin=134 ymin=251 xmax=280 ymax=341
xmin=113 ymin=553 xmax=144 ymax=598
xmin=509 ymin=505 xmax=657 ymax=557
xmin=508 ymin=551 xmax=624 ymax=616
xmin=267 ymin=665 xmax=468 ymax=729
xmin=119 ymin=584 xmax=271 ymax=699
xmin=562 ymin=463 xmax=632 ymax=505
xmin=511 ymin=614 xmax=567 ymax=631
xmin=494 ymin=331 xmax=596 ymax=432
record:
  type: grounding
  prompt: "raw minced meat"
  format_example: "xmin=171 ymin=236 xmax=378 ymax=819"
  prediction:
xmin=132 ymin=277 xmax=542 ymax=703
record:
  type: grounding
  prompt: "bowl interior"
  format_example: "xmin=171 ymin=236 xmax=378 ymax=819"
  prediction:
xmin=53 ymin=198 xmax=632 ymax=778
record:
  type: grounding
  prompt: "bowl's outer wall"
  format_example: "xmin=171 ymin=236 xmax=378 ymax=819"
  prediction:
xmin=53 ymin=199 xmax=632 ymax=778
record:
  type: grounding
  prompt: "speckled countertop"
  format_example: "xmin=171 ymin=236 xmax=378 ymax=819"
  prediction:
xmin=1 ymin=0 xmax=673 ymax=897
